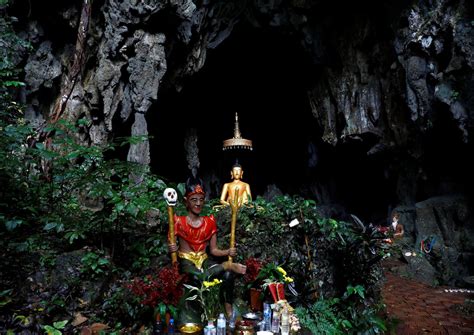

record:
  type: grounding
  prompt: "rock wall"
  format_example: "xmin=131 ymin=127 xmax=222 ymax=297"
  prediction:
xmin=394 ymin=194 xmax=474 ymax=285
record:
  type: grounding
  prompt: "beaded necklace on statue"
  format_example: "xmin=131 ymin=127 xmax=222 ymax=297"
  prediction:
xmin=187 ymin=216 xmax=203 ymax=228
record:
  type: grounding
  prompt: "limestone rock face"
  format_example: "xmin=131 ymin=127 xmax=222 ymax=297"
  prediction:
xmin=17 ymin=0 xmax=246 ymax=167
xmin=394 ymin=1 xmax=473 ymax=142
xmin=24 ymin=41 xmax=62 ymax=92
xmin=307 ymin=0 xmax=473 ymax=151
xmin=395 ymin=195 xmax=474 ymax=285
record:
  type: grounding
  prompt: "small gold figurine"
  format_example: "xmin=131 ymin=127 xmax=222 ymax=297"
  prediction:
xmin=219 ymin=163 xmax=252 ymax=207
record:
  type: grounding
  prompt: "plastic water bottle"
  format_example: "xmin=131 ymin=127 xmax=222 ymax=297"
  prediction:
xmin=168 ymin=318 xmax=175 ymax=334
xmin=280 ymin=307 xmax=289 ymax=335
xmin=271 ymin=308 xmax=280 ymax=333
xmin=204 ymin=320 xmax=216 ymax=335
xmin=228 ymin=309 xmax=236 ymax=330
xmin=217 ymin=313 xmax=226 ymax=335
xmin=152 ymin=313 xmax=163 ymax=334
xmin=263 ymin=303 xmax=272 ymax=331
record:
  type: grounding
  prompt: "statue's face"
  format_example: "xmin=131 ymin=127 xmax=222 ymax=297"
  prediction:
xmin=231 ymin=167 xmax=243 ymax=179
xmin=186 ymin=194 xmax=205 ymax=215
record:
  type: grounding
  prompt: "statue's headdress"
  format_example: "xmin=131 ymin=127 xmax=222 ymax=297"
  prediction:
xmin=232 ymin=159 xmax=242 ymax=169
xmin=185 ymin=176 xmax=205 ymax=197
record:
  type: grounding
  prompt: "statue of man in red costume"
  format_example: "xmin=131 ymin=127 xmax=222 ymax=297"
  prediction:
xmin=168 ymin=176 xmax=246 ymax=317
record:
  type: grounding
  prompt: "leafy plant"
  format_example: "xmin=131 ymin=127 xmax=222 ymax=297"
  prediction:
xmin=81 ymin=251 xmax=111 ymax=277
xmin=339 ymin=284 xmax=387 ymax=334
xmin=100 ymin=285 xmax=143 ymax=324
xmin=184 ymin=276 xmax=224 ymax=322
xmin=0 ymin=289 xmax=13 ymax=308
xmin=295 ymin=298 xmax=344 ymax=335
xmin=334 ymin=215 xmax=387 ymax=296
xmin=253 ymin=262 xmax=294 ymax=292
xmin=294 ymin=284 xmax=386 ymax=335
xmin=43 ymin=320 xmax=68 ymax=335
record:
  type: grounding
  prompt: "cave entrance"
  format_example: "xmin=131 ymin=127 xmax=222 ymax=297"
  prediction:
xmin=148 ymin=26 xmax=318 ymax=199
xmin=147 ymin=24 xmax=397 ymax=224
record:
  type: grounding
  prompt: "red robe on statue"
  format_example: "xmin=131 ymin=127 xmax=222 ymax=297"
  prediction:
xmin=173 ymin=214 xmax=217 ymax=252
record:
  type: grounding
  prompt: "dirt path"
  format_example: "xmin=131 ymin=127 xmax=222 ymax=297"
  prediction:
xmin=382 ymin=260 xmax=474 ymax=334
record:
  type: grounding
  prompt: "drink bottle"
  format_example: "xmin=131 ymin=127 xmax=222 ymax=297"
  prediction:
xmin=217 ymin=313 xmax=226 ymax=335
xmin=204 ymin=319 xmax=217 ymax=335
xmin=280 ymin=307 xmax=289 ymax=335
xmin=271 ymin=309 xmax=280 ymax=334
xmin=152 ymin=313 xmax=163 ymax=334
xmin=228 ymin=309 xmax=236 ymax=330
xmin=168 ymin=318 xmax=175 ymax=334
xmin=263 ymin=303 xmax=271 ymax=331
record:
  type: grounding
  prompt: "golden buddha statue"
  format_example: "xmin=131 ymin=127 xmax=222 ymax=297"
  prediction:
xmin=219 ymin=163 xmax=252 ymax=207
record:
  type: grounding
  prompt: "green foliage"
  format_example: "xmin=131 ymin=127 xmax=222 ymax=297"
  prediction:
xmin=0 ymin=289 xmax=13 ymax=308
xmin=213 ymin=196 xmax=387 ymax=333
xmin=254 ymin=263 xmax=293 ymax=286
xmin=218 ymin=194 xmax=322 ymax=262
xmin=43 ymin=320 xmax=68 ymax=335
xmin=129 ymin=235 xmax=168 ymax=271
xmin=40 ymin=293 xmax=67 ymax=316
xmin=335 ymin=215 xmax=387 ymax=294
xmin=295 ymin=284 xmax=387 ymax=335
xmin=1 ymin=115 xmax=169 ymax=250
xmin=184 ymin=276 xmax=224 ymax=322
xmin=101 ymin=285 xmax=144 ymax=324
xmin=340 ymin=284 xmax=387 ymax=334
xmin=0 ymin=100 xmax=174 ymax=330
xmin=344 ymin=284 xmax=365 ymax=300
xmin=295 ymin=298 xmax=343 ymax=335
xmin=81 ymin=251 xmax=112 ymax=277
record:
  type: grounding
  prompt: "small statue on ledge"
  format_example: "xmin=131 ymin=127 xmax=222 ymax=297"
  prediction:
xmin=391 ymin=212 xmax=404 ymax=239
xmin=219 ymin=163 xmax=252 ymax=208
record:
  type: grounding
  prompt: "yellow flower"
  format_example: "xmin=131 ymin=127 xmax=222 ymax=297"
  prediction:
xmin=277 ymin=267 xmax=287 ymax=276
xmin=203 ymin=279 xmax=222 ymax=288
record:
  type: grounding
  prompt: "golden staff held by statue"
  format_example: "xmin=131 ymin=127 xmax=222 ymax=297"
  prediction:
xmin=228 ymin=188 xmax=241 ymax=263
xmin=163 ymin=188 xmax=178 ymax=263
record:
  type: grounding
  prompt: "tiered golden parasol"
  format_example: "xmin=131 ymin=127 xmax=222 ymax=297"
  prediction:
xmin=222 ymin=112 xmax=253 ymax=151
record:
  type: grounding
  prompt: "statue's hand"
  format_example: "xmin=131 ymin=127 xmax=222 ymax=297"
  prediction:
xmin=168 ymin=243 xmax=178 ymax=253
xmin=228 ymin=247 xmax=237 ymax=257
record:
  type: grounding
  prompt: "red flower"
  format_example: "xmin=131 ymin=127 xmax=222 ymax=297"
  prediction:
xmin=244 ymin=257 xmax=264 ymax=284
xmin=127 ymin=263 xmax=187 ymax=307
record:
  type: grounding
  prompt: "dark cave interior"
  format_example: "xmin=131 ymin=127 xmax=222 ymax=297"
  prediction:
xmin=148 ymin=23 xmax=474 ymax=224
xmin=148 ymin=25 xmax=398 ymax=223
xmin=148 ymin=26 xmax=318 ymax=186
